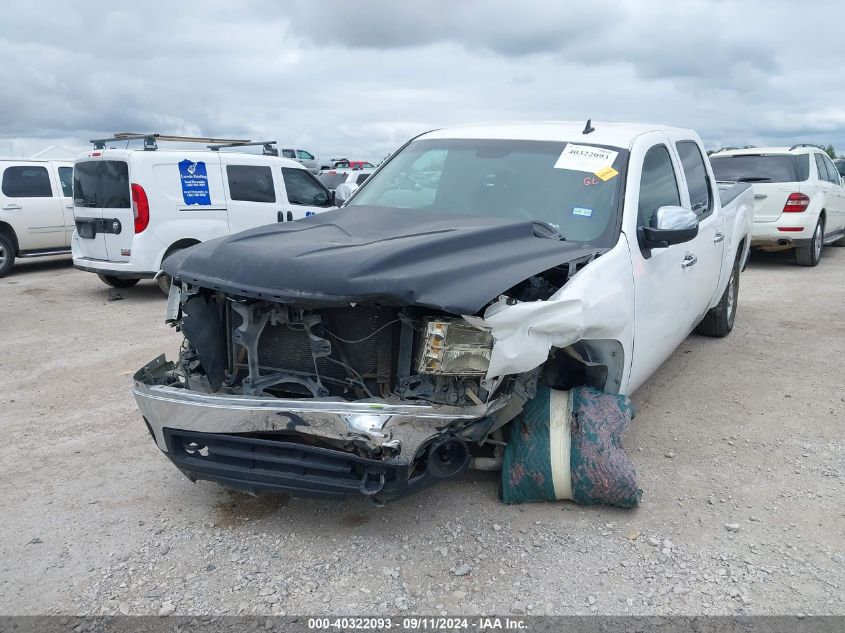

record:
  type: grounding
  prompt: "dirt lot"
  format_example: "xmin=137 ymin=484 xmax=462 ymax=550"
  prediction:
xmin=0 ymin=249 xmax=842 ymax=617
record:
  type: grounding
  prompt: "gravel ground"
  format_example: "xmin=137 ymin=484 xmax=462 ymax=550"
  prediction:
xmin=0 ymin=249 xmax=842 ymax=617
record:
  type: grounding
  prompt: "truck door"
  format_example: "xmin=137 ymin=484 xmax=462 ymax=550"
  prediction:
xmin=626 ymin=141 xmax=702 ymax=391
xmin=221 ymin=155 xmax=281 ymax=234
xmin=279 ymin=166 xmax=334 ymax=220
xmin=0 ymin=163 xmax=65 ymax=251
xmin=674 ymin=140 xmax=724 ymax=318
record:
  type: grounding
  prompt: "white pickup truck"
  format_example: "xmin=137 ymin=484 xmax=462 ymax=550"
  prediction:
xmin=133 ymin=121 xmax=752 ymax=503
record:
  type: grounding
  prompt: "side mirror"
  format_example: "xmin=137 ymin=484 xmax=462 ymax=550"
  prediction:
xmin=335 ymin=182 xmax=359 ymax=206
xmin=313 ymin=190 xmax=329 ymax=206
xmin=639 ymin=205 xmax=699 ymax=249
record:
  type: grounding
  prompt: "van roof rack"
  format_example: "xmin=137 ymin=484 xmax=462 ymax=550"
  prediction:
xmin=789 ymin=143 xmax=824 ymax=151
xmin=90 ymin=133 xmax=252 ymax=151
xmin=207 ymin=140 xmax=279 ymax=156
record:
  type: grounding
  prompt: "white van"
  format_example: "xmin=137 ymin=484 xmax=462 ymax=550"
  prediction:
xmin=71 ymin=134 xmax=336 ymax=290
xmin=0 ymin=158 xmax=75 ymax=277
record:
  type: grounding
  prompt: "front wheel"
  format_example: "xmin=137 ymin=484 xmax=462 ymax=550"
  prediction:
xmin=695 ymin=259 xmax=739 ymax=338
xmin=97 ymin=274 xmax=140 ymax=288
xmin=794 ymin=219 xmax=823 ymax=266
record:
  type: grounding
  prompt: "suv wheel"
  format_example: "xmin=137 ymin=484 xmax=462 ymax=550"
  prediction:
xmin=0 ymin=233 xmax=15 ymax=278
xmin=794 ymin=218 xmax=823 ymax=266
xmin=97 ymin=274 xmax=140 ymax=288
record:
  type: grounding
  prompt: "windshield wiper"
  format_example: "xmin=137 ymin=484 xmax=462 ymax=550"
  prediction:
xmin=736 ymin=176 xmax=772 ymax=182
xmin=532 ymin=221 xmax=566 ymax=241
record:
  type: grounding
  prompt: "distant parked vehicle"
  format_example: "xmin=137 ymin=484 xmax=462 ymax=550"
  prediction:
xmin=0 ymin=158 xmax=74 ymax=277
xmin=316 ymin=168 xmax=373 ymax=192
xmin=711 ymin=145 xmax=845 ymax=266
xmin=330 ymin=158 xmax=376 ymax=170
xmin=279 ymin=148 xmax=329 ymax=174
xmin=834 ymin=158 xmax=845 ymax=178
xmin=71 ymin=133 xmax=336 ymax=291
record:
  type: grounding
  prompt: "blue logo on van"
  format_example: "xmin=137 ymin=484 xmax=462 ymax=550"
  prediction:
xmin=178 ymin=159 xmax=211 ymax=205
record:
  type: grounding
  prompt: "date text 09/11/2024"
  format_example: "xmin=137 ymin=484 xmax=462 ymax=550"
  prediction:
xmin=307 ymin=617 xmax=527 ymax=630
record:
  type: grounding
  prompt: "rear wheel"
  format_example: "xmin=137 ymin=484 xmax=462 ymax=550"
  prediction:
xmin=97 ymin=274 xmax=140 ymax=288
xmin=0 ymin=233 xmax=15 ymax=278
xmin=696 ymin=257 xmax=739 ymax=338
xmin=794 ymin=219 xmax=823 ymax=266
xmin=156 ymin=244 xmax=194 ymax=295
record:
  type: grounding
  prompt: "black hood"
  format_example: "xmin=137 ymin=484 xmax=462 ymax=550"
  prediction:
xmin=164 ymin=206 xmax=602 ymax=315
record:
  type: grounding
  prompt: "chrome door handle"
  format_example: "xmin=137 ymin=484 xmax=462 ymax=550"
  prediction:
xmin=681 ymin=254 xmax=698 ymax=268
xmin=2 ymin=204 xmax=22 ymax=210
xmin=713 ymin=231 xmax=724 ymax=243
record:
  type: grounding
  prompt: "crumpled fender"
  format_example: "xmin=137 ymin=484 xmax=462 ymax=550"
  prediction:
xmin=465 ymin=235 xmax=635 ymax=382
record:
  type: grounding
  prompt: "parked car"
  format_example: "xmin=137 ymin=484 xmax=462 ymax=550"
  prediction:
xmin=279 ymin=148 xmax=330 ymax=174
xmin=133 ymin=121 xmax=752 ymax=504
xmin=834 ymin=158 xmax=845 ymax=178
xmin=316 ymin=168 xmax=373 ymax=192
xmin=710 ymin=145 xmax=845 ymax=265
xmin=0 ymin=158 xmax=75 ymax=277
xmin=330 ymin=158 xmax=376 ymax=170
xmin=71 ymin=134 xmax=336 ymax=291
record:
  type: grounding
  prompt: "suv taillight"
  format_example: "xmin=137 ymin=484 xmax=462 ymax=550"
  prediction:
xmin=131 ymin=183 xmax=149 ymax=233
xmin=783 ymin=192 xmax=810 ymax=213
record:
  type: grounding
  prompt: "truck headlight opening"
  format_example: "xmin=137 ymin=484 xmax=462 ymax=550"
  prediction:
xmin=417 ymin=319 xmax=493 ymax=376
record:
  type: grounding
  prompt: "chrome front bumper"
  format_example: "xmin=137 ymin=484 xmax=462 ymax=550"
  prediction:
xmin=133 ymin=356 xmax=508 ymax=461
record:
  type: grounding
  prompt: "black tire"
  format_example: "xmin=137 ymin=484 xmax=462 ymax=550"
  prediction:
xmin=794 ymin=218 xmax=823 ymax=266
xmin=0 ymin=232 xmax=15 ymax=278
xmin=97 ymin=274 xmax=140 ymax=288
xmin=156 ymin=244 xmax=194 ymax=295
xmin=696 ymin=258 xmax=739 ymax=338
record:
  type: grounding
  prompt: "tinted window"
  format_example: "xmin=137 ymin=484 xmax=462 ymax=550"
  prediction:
xmin=676 ymin=141 xmax=711 ymax=217
xmin=297 ymin=150 xmax=314 ymax=160
xmin=710 ymin=154 xmax=803 ymax=183
xmin=58 ymin=167 xmax=73 ymax=197
xmin=282 ymin=167 xmax=330 ymax=206
xmin=638 ymin=145 xmax=680 ymax=227
xmin=282 ymin=149 xmax=296 ymax=159
xmin=813 ymin=154 xmax=829 ymax=183
xmin=72 ymin=161 xmax=130 ymax=208
xmin=834 ymin=159 xmax=845 ymax=177
xmin=820 ymin=154 xmax=840 ymax=184
xmin=355 ymin=173 xmax=371 ymax=186
xmin=348 ymin=138 xmax=628 ymax=245
xmin=226 ymin=165 xmax=275 ymax=203
xmin=317 ymin=172 xmax=348 ymax=189
xmin=2 ymin=166 xmax=52 ymax=197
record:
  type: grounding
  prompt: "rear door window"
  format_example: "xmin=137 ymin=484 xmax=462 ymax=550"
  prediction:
xmin=820 ymin=154 xmax=841 ymax=184
xmin=297 ymin=150 xmax=314 ymax=160
xmin=638 ymin=145 xmax=681 ymax=228
xmin=73 ymin=161 xmax=130 ymax=208
xmin=282 ymin=167 xmax=330 ymax=206
xmin=2 ymin=166 xmax=52 ymax=197
xmin=226 ymin=165 xmax=276 ymax=203
xmin=58 ymin=167 xmax=73 ymax=197
xmin=675 ymin=141 xmax=712 ymax=218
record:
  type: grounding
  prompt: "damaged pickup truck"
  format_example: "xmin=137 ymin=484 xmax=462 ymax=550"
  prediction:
xmin=134 ymin=121 xmax=753 ymax=504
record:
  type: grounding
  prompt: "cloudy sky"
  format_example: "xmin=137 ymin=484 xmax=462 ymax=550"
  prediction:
xmin=2 ymin=0 xmax=844 ymax=160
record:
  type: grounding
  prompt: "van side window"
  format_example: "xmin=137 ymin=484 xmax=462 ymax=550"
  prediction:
xmin=2 ymin=166 xmax=52 ymax=197
xmin=226 ymin=165 xmax=276 ymax=203
xmin=282 ymin=167 xmax=330 ymax=206
xmin=638 ymin=145 xmax=681 ymax=227
xmin=675 ymin=141 xmax=712 ymax=218
xmin=58 ymin=167 xmax=73 ymax=197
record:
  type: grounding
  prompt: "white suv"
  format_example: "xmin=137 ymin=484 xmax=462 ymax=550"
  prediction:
xmin=0 ymin=158 xmax=75 ymax=277
xmin=710 ymin=145 xmax=845 ymax=266
xmin=71 ymin=134 xmax=336 ymax=291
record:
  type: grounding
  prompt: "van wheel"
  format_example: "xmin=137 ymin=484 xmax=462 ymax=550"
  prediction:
xmin=0 ymin=233 xmax=15 ymax=278
xmin=794 ymin=219 xmax=823 ymax=266
xmin=696 ymin=257 xmax=739 ymax=338
xmin=97 ymin=274 xmax=140 ymax=288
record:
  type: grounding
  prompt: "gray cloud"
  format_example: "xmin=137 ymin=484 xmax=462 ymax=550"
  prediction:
xmin=1 ymin=0 xmax=844 ymax=159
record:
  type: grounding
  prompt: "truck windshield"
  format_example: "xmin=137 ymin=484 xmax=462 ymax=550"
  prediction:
xmin=710 ymin=154 xmax=809 ymax=183
xmin=346 ymin=138 xmax=627 ymax=245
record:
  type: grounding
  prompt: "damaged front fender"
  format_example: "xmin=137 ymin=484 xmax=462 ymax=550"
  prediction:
xmin=466 ymin=236 xmax=635 ymax=392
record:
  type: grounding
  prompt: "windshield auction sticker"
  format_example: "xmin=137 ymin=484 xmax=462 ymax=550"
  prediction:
xmin=554 ymin=144 xmax=618 ymax=174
